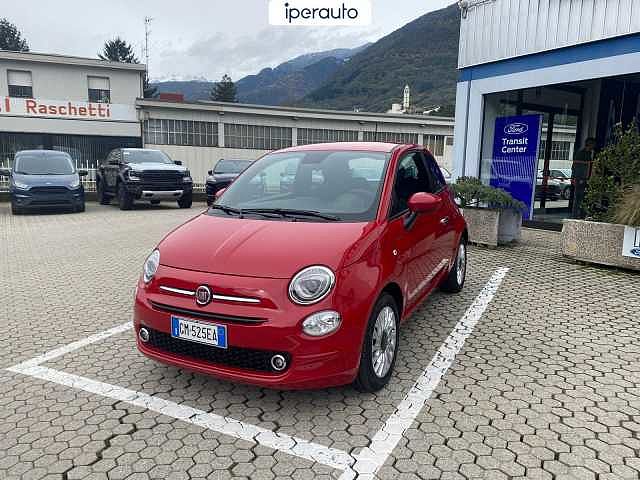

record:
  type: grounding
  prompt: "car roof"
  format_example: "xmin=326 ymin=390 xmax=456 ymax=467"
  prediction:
xmin=16 ymin=149 xmax=70 ymax=156
xmin=121 ymin=148 xmax=162 ymax=153
xmin=275 ymin=142 xmax=408 ymax=154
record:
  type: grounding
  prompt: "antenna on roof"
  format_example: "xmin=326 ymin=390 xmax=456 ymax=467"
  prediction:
xmin=144 ymin=17 xmax=153 ymax=73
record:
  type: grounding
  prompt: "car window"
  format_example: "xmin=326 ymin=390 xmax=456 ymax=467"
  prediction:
xmin=217 ymin=150 xmax=390 ymax=222
xmin=423 ymin=152 xmax=446 ymax=192
xmin=123 ymin=149 xmax=173 ymax=164
xmin=14 ymin=152 xmax=75 ymax=175
xmin=214 ymin=160 xmax=251 ymax=174
xmin=390 ymin=152 xmax=431 ymax=217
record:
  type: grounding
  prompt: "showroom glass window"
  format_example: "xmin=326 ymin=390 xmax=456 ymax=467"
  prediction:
xmin=88 ymin=76 xmax=111 ymax=103
xmin=7 ymin=70 xmax=33 ymax=98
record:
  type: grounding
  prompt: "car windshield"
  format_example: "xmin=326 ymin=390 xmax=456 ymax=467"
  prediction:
xmin=14 ymin=152 xmax=75 ymax=175
xmin=215 ymin=160 xmax=251 ymax=174
xmin=123 ymin=150 xmax=173 ymax=164
xmin=213 ymin=150 xmax=390 ymax=222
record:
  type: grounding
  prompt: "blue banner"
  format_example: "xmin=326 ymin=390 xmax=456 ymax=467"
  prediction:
xmin=490 ymin=114 xmax=542 ymax=220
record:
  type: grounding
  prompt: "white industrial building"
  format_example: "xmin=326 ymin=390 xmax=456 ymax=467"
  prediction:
xmin=454 ymin=0 xmax=640 ymax=227
xmin=0 ymin=49 xmax=455 ymax=190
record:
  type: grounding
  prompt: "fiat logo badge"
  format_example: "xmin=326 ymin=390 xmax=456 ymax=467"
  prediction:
xmin=195 ymin=285 xmax=212 ymax=306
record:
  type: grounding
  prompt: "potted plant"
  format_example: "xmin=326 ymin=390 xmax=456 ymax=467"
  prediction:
xmin=451 ymin=176 xmax=526 ymax=246
xmin=561 ymin=123 xmax=640 ymax=271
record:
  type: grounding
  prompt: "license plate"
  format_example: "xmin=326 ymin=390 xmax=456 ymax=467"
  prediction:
xmin=171 ymin=316 xmax=227 ymax=349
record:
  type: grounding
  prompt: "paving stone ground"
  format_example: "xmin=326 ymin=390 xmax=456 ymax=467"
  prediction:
xmin=1 ymin=201 xmax=639 ymax=479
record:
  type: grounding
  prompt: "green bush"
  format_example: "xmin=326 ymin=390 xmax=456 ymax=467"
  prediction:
xmin=584 ymin=123 xmax=640 ymax=224
xmin=451 ymin=176 xmax=526 ymax=211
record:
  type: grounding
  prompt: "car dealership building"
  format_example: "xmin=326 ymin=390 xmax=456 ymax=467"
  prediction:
xmin=454 ymin=0 xmax=640 ymax=227
xmin=0 ymin=50 xmax=454 ymax=189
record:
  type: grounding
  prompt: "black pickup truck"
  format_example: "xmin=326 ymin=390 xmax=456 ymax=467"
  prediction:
xmin=96 ymin=148 xmax=193 ymax=210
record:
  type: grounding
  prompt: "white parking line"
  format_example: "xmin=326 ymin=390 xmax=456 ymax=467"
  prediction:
xmin=339 ymin=267 xmax=509 ymax=479
xmin=6 ymin=267 xmax=508 ymax=477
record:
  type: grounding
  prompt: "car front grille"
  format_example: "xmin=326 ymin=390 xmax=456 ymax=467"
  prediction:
xmin=144 ymin=327 xmax=290 ymax=374
xmin=30 ymin=186 xmax=70 ymax=194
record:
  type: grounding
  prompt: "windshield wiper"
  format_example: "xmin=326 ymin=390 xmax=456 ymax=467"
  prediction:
xmin=209 ymin=204 xmax=280 ymax=219
xmin=241 ymin=208 xmax=341 ymax=221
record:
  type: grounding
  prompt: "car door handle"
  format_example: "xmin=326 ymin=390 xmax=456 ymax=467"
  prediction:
xmin=440 ymin=216 xmax=450 ymax=225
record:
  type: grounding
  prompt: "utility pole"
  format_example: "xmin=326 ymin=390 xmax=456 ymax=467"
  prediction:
xmin=144 ymin=16 xmax=153 ymax=72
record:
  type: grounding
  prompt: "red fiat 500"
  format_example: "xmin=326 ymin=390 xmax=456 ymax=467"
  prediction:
xmin=134 ymin=143 xmax=467 ymax=391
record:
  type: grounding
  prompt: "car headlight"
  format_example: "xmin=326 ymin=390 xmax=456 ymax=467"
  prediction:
xmin=289 ymin=265 xmax=335 ymax=305
xmin=69 ymin=178 xmax=80 ymax=188
xmin=143 ymin=249 xmax=160 ymax=284
xmin=128 ymin=170 xmax=141 ymax=181
xmin=12 ymin=179 xmax=29 ymax=190
xmin=302 ymin=311 xmax=341 ymax=337
xmin=183 ymin=170 xmax=192 ymax=183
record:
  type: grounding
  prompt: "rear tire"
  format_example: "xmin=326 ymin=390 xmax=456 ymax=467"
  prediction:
xmin=178 ymin=194 xmax=192 ymax=209
xmin=118 ymin=183 xmax=133 ymax=210
xmin=440 ymin=239 xmax=467 ymax=293
xmin=97 ymin=178 xmax=110 ymax=205
xmin=354 ymin=293 xmax=400 ymax=393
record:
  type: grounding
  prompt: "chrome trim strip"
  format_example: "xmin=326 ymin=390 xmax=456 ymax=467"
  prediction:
xmin=211 ymin=294 xmax=261 ymax=304
xmin=159 ymin=286 xmax=195 ymax=296
xmin=141 ymin=190 xmax=184 ymax=199
xmin=159 ymin=286 xmax=260 ymax=304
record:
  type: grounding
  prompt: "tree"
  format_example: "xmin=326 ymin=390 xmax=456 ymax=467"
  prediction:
xmin=98 ymin=37 xmax=138 ymax=63
xmin=98 ymin=37 xmax=157 ymax=98
xmin=210 ymin=74 xmax=238 ymax=102
xmin=143 ymin=73 xmax=157 ymax=99
xmin=0 ymin=18 xmax=29 ymax=51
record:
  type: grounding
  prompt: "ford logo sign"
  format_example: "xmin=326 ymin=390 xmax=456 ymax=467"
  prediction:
xmin=630 ymin=247 xmax=640 ymax=257
xmin=504 ymin=122 xmax=528 ymax=135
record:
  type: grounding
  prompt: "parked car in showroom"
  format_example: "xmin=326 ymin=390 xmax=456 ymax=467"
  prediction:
xmin=205 ymin=159 xmax=252 ymax=206
xmin=0 ymin=150 xmax=87 ymax=214
xmin=548 ymin=168 xmax=573 ymax=200
xmin=134 ymin=142 xmax=468 ymax=392
xmin=535 ymin=171 xmax=562 ymax=201
xmin=96 ymin=148 xmax=193 ymax=210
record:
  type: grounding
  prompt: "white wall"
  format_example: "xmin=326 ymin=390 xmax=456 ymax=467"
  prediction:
xmin=459 ymin=0 xmax=640 ymax=68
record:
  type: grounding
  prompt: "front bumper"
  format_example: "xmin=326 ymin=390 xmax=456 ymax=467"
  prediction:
xmin=133 ymin=265 xmax=364 ymax=389
xmin=125 ymin=182 xmax=192 ymax=200
xmin=11 ymin=188 xmax=84 ymax=209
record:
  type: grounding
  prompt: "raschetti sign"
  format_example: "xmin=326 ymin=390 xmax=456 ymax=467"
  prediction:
xmin=0 ymin=97 xmax=137 ymax=122
xmin=269 ymin=0 xmax=372 ymax=26
xmin=490 ymin=114 xmax=543 ymax=220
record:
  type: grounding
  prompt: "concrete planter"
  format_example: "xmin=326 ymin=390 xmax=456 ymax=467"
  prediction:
xmin=461 ymin=208 xmax=522 ymax=246
xmin=561 ymin=219 xmax=640 ymax=271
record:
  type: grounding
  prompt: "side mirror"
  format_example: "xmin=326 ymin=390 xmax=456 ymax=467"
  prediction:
xmin=78 ymin=169 xmax=88 ymax=177
xmin=207 ymin=170 xmax=213 ymax=176
xmin=408 ymin=192 xmax=442 ymax=214
xmin=174 ymin=160 xmax=183 ymax=166
xmin=215 ymin=188 xmax=226 ymax=199
xmin=0 ymin=167 xmax=10 ymax=177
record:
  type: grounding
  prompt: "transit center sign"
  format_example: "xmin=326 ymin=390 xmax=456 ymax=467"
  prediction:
xmin=490 ymin=114 xmax=543 ymax=220
xmin=0 ymin=97 xmax=137 ymax=122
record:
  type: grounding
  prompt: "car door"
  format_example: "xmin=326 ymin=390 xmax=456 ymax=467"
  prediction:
xmin=385 ymin=151 xmax=441 ymax=313
xmin=422 ymin=151 xmax=458 ymax=269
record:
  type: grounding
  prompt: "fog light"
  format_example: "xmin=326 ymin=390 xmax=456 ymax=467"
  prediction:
xmin=270 ymin=354 xmax=287 ymax=372
xmin=139 ymin=327 xmax=150 ymax=343
xmin=302 ymin=310 xmax=341 ymax=337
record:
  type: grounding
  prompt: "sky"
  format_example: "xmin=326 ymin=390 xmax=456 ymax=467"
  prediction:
xmin=4 ymin=0 xmax=453 ymax=82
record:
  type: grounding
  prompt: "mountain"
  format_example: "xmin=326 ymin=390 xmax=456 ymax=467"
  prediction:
xmin=299 ymin=4 xmax=460 ymax=113
xmin=153 ymin=44 xmax=370 ymax=104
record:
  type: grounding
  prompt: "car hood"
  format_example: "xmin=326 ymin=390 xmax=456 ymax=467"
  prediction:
xmin=13 ymin=173 xmax=78 ymax=188
xmin=208 ymin=173 xmax=237 ymax=182
xmin=129 ymin=162 xmax=187 ymax=173
xmin=158 ymin=213 xmax=377 ymax=279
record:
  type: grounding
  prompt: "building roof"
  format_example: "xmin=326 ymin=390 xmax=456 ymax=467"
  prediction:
xmin=137 ymin=98 xmax=455 ymax=127
xmin=0 ymin=50 xmax=147 ymax=72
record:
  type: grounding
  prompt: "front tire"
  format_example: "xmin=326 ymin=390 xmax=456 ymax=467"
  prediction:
xmin=440 ymin=239 xmax=467 ymax=293
xmin=75 ymin=202 xmax=85 ymax=213
xmin=354 ymin=293 xmax=400 ymax=393
xmin=117 ymin=183 xmax=133 ymax=210
xmin=178 ymin=194 xmax=192 ymax=209
xmin=97 ymin=178 xmax=111 ymax=205
xmin=11 ymin=203 xmax=23 ymax=215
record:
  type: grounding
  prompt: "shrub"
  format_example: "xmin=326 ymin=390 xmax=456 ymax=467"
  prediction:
xmin=583 ymin=123 xmax=640 ymax=224
xmin=451 ymin=176 xmax=526 ymax=211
